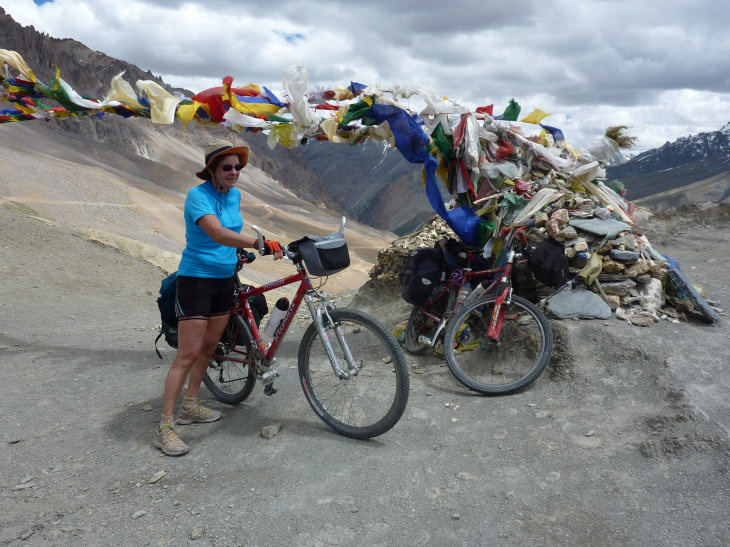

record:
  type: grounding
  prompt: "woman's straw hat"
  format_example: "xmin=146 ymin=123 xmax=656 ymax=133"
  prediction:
xmin=195 ymin=139 xmax=250 ymax=180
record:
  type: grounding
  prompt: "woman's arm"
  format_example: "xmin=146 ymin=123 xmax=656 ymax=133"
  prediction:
xmin=197 ymin=214 xmax=283 ymax=258
xmin=197 ymin=214 xmax=257 ymax=248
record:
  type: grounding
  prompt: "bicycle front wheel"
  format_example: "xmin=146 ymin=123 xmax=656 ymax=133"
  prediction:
xmin=298 ymin=308 xmax=409 ymax=439
xmin=204 ymin=312 xmax=256 ymax=404
xmin=444 ymin=294 xmax=553 ymax=395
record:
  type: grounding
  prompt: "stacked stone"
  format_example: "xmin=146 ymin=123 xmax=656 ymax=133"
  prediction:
xmin=368 ymin=216 xmax=456 ymax=284
xmin=529 ymin=205 xmax=673 ymax=324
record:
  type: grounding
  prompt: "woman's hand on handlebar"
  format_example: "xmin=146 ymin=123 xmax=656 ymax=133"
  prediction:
xmin=254 ymin=238 xmax=284 ymax=260
xmin=234 ymin=249 xmax=256 ymax=272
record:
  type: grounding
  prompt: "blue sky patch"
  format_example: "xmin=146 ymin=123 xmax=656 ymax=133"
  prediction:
xmin=279 ymin=32 xmax=304 ymax=45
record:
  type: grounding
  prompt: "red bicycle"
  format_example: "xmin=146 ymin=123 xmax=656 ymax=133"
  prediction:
xmin=404 ymin=227 xmax=553 ymax=395
xmin=203 ymin=218 xmax=409 ymax=439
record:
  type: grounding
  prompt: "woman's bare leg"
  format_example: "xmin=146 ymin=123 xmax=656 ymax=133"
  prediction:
xmin=184 ymin=313 xmax=230 ymax=400
xmin=161 ymin=318 xmax=209 ymax=417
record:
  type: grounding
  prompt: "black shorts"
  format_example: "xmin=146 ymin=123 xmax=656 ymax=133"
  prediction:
xmin=175 ymin=275 xmax=235 ymax=321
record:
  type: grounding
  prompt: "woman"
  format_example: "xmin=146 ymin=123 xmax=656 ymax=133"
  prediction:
xmin=155 ymin=139 xmax=283 ymax=456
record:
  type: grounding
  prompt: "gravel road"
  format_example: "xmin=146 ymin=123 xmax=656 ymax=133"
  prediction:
xmin=1 ymin=202 xmax=728 ymax=546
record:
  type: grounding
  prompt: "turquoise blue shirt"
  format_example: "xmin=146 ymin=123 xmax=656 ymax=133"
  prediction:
xmin=178 ymin=181 xmax=243 ymax=278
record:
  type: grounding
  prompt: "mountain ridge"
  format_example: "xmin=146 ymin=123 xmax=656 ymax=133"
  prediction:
xmin=607 ymin=123 xmax=730 ymax=209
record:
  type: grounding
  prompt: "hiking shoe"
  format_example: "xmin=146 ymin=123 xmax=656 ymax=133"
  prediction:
xmin=154 ymin=424 xmax=189 ymax=456
xmin=177 ymin=401 xmax=222 ymax=425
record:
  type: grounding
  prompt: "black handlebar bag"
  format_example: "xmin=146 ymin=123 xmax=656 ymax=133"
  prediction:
xmin=296 ymin=233 xmax=350 ymax=276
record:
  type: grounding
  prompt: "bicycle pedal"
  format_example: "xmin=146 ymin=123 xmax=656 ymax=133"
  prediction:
xmin=263 ymin=383 xmax=277 ymax=396
xmin=418 ymin=335 xmax=433 ymax=347
xmin=260 ymin=369 xmax=280 ymax=384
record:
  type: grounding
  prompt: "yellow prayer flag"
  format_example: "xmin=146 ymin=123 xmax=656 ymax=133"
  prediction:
xmin=269 ymin=124 xmax=298 ymax=149
xmin=137 ymin=80 xmax=180 ymax=124
xmin=176 ymin=102 xmax=202 ymax=127
xmin=231 ymin=101 xmax=282 ymax=118
xmin=105 ymin=72 xmax=144 ymax=110
xmin=0 ymin=49 xmax=35 ymax=82
xmin=519 ymin=108 xmax=550 ymax=125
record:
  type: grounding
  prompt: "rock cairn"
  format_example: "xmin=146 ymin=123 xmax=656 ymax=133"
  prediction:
xmin=368 ymin=216 xmax=456 ymax=286
xmin=367 ymin=193 xmax=721 ymax=326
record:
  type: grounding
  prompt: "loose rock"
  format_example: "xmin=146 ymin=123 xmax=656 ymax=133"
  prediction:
xmin=261 ymin=424 xmax=281 ymax=439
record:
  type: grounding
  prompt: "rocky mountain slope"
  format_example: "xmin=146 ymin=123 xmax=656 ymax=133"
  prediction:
xmin=0 ymin=112 xmax=394 ymax=295
xmin=301 ymin=140 xmax=442 ymax=235
xmin=0 ymin=8 xmax=340 ymax=214
xmin=0 ymin=7 xmax=433 ymax=234
xmin=0 ymin=6 xmax=181 ymax=99
xmin=1 ymin=7 xmax=400 ymax=293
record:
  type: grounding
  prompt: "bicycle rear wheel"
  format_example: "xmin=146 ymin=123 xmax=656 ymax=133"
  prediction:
xmin=298 ymin=308 xmax=409 ymax=439
xmin=444 ymin=295 xmax=553 ymax=395
xmin=404 ymin=286 xmax=456 ymax=355
xmin=204 ymin=312 xmax=256 ymax=404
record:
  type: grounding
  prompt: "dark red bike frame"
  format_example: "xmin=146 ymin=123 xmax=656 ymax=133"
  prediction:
xmin=417 ymin=226 xmax=527 ymax=343
xmin=218 ymin=266 xmax=314 ymax=364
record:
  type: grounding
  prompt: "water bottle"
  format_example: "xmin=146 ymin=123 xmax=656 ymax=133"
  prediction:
xmin=456 ymin=285 xmax=471 ymax=307
xmin=262 ymin=297 xmax=289 ymax=339
xmin=463 ymin=281 xmax=489 ymax=304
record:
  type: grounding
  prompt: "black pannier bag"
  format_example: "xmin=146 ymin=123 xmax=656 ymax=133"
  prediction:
xmin=528 ymin=237 xmax=570 ymax=288
xmin=155 ymin=271 xmax=179 ymax=357
xmin=296 ymin=232 xmax=350 ymax=276
xmin=399 ymin=246 xmax=445 ymax=306
xmin=241 ymin=284 xmax=268 ymax=325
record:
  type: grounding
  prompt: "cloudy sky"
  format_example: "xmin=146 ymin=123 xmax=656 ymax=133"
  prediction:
xmin=4 ymin=0 xmax=729 ymax=150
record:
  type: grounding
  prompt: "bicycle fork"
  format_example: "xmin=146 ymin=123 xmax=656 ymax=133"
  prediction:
xmin=487 ymin=281 xmax=512 ymax=343
xmin=304 ymin=293 xmax=360 ymax=380
xmin=484 ymin=248 xmax=519 ymax=344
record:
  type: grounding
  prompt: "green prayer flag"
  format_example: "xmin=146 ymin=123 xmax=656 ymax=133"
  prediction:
xmin=340 ymin=99 xmax=373 ymax=126
xmin=430 ymin=123 xmax=455 ymax=159
xmin=498 ymin=192 xmax=527 ymax=209
xmin=502 ymin=98 xmax=521 ymax=121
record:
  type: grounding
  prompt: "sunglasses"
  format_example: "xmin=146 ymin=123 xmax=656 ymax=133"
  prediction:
xmin=220 ymin=163 xmax=244 ymax=172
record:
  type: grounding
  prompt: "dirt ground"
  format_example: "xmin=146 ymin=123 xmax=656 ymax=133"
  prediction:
xmin=1 ymin=202 xmax=729 ymax=546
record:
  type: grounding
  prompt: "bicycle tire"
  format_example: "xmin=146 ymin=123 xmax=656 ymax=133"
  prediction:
xmin=298 ymin=308 xmax=409 ymax=439
xmin=443 ymin=294 xmax=553 ymax=395
xmin=204 ymin=312 xmax=256 ymax=404
xmin=404 ymin=286 xmax=456 ymax=355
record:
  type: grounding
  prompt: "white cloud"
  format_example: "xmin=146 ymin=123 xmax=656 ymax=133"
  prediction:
xmin=3 ymin=0 xmax=730 ymax=149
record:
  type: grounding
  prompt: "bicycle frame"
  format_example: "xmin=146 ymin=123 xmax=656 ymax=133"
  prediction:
xmin=204 ymin=217 xmax=409 ymax=438
xmin=214 ymin=217 xmax=359 ymax=382
xmin=414 ymin=239 xmax=523 ymax=349
xmin=233 ymin=268 xmax=311 ymax=364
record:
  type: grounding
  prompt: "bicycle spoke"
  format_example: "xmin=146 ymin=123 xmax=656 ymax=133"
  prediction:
xmin=203 ymin=313 xmax=256 ymax=404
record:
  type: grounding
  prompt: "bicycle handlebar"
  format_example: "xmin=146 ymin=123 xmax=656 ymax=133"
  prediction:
xmin=250 ymin=216 xmax=346 ymax=261
xmin=248 ymin=224 xmax=293 ymax=260
xmin=250 ymin=224 xmax=266 ymax=256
